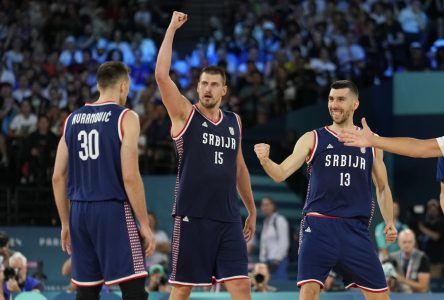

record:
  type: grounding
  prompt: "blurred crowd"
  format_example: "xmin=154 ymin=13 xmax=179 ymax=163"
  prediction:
xmin=2 ymin=0 xmax=444 ymax=187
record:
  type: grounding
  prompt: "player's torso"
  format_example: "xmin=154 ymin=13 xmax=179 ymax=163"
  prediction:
xmin=304 ymin=126 xmax=375 ymax=219
xmin=172 ymin=106 xmax=241 ymax=221
xmin=64 ymin=102 xmax=128 ymax=201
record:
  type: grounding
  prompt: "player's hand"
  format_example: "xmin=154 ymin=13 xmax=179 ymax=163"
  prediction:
xmin=140 ymin=225 xmax=156 ymax=257
xmin=384 ymin=223 xmax=398 ymax=244
xmin=243 ymin=213 xmax=256 ymax=242
xmin=169 ymin=11 xmax=188 ymax=30
xmin=338 ymin=117 xmax=374 ymax=147
xmin=61 ymin=226 xmax=72 ymax=255
xmin=254 ymin=143 xmax=270 ymax=165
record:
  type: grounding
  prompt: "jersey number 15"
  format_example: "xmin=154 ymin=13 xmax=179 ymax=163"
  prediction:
xmin=78 ymin=130 xmax=100 ymax=160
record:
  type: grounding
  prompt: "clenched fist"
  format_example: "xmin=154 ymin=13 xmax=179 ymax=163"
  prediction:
xmin=254 ymin=143 xmax=270 ymax=164
xmin=169 ymin=11 xmax=188 ymax=30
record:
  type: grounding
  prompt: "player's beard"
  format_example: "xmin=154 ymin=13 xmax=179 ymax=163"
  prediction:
xmin=330 ymin=109 xmax=351 ymax=125
xmin=199 ymin=97 xmax=219 ymax=109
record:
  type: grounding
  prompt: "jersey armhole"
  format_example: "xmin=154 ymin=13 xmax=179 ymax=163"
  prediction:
xmin=306 ymin=130 xmax=318 ymax=164
xmin=234 ymin=112 xmax=242 ymax=141
xmin=63 ymin=113 xmax=73 ymax=144
xmin=437 ymin=136 xmax=444 ymax=156
xmin=118 ymin=108 xmax=130 ymax=141
xmin=171 ymin=107 xmax=195 ymax=140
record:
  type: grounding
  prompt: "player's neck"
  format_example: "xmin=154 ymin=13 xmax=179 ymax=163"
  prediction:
xmin=196 ymin=103 xmax=220 ymax=122
xmin=95 ymin=95 xmax=120 ymax=105
xmin=330 ymin=121 xmax=355 ymax=132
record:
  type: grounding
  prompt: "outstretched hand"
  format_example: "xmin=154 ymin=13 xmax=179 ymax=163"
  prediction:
xmin=384 ymin=223 xmax=398 ymax=244
xmin=338 ymin=118 xmax=374 ymax=147
xmin=169 ymin=11 xmax=188 ymax=30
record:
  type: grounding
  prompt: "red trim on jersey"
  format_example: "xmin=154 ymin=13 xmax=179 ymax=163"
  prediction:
xmin=194 ymin=105 xmax=223 ymax=125
xmin=62 ymin=113 xmax=72 ymax=137
xmin=85 ymin=101 xmax=117 ymax=106
xmin=71 ymin=279 xmax=104 ymax=287
xmin=297 ymin=279 xmax=324 ymax=288
xmin=325 ymin=126 xmax=339 ymax=138
xmin=306 ymin=212 xmax=339 ymax=219
xmin=306 ymin=130 xmax=317 ymax=163
xmin=120 ymin=109 xmax=130 ymax=139
xmin=105 ymin=273 xmax=148 ymax=286
xmin=171 ymin=107 xmax=195 ymax=139
xmin=169 ymin=281 xmax=212 ymax=287
xmin=346 ymin=283 xmax=389 ymax=293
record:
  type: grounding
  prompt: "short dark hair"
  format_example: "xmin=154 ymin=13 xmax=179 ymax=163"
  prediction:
xmin=0 ymin=231 xmax=9 ymax=247
xmin=199 ymin=66 xmax=226 ymax=85
xmin=96 ymin=61 xmax=130 ymax=89
xmin=330 ymin=80 xmax=359 ymax=98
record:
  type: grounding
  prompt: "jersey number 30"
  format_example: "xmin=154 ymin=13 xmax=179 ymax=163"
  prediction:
xmin=78 ymin=130 xmax=100 ymax=160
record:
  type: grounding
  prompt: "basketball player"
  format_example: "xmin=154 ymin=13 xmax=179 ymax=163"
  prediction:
xmin=255 ymin=80 xmax=398 ymax=300
xmin=155 ymin=11 xmax=256 ymax=300
xmin=52 ymin=61 xmax=155 ymax=300
xmin=338 ymin=117 xmax=444 ymax=213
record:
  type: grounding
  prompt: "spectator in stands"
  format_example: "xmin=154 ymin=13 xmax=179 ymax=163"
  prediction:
xmin=398 ymin=0 xmax=428 ymax=46
xmin=375 ymin=201 xmax=408 ymax=260
xmin=2 ymin=252 xmax=43 ymax=299
xmin=145 ymin=212 xmax=170 ymax=269
xmin=388 ymin=229 xmax=430 ymax=293
xmin=259 ymin=197 xmax=290 ymax=280
xmin=250 ymin=263 xmax=276 ymax=292
xmin=417 ymin=198 xmax=444 ymax=278
xmin=23 ymin=114 xmax=57 ymax=185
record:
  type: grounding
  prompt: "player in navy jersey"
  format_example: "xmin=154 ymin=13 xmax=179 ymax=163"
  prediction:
xmin=339 ymin=118 xmax=444 ymax=213
xmin=52 ymin=61 xmax=155 ymax=300
xmin=255 ymin=80 xmax=398 ymax=300
xmin=156 ymin=11 xmax=256 ymax=300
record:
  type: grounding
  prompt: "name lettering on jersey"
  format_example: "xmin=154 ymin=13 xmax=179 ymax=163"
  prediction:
xmin=72 ymin=111 xmax=112 ymax=125
xmin=202 ymin=133 xmax=236 ymax=150
xmin=325 ymin=154 xmax=366 ymax=170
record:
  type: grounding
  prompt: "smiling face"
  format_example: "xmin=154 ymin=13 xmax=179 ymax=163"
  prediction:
xmin=328 ymin=87 xmax=359 ymax=125
xmin=197 ymin=72 xmax=227 ymax=109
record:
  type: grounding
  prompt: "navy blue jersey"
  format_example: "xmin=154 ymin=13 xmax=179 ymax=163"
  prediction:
xmin=172 ymin=105 xmax=242 ymax=222
xmin=64 ymin=102 xmax=129 ymax=201
xmin=303 ymin=126 xmax=376 ymax=220
xmin=437 ymin=157 xmax=444 ymax=182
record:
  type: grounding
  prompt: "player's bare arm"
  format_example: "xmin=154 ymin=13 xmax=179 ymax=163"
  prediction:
xmin=52 ymin=137 xmax=71 ymax=254
xmin=236 ymin=140 xmax=256 ymax=242
xmin=121 ymin=110 xmax=156 ymax=256
xmin=254 ymin=131 xmax=314 ymax=182
xmin=371 ymin=149 xmax=397 ymax=244
xmin=339 ymin=118 xmax=443 ymax=158
xmin=155 ymin=11 xmax=192 ymax=136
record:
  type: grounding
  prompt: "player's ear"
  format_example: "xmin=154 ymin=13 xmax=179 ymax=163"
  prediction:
xmin=222 ymin=85 xmax=227 ymax=96
xmin=353 ymin=99 xmax=359 ymax=110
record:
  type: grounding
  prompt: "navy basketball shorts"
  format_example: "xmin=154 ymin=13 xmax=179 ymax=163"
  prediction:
xmin=69 ymin=200 xmax=147 ymax=286
xmin=169 ymin=216 xmax=249 ymax=286
xmin=297 ymin=214 xmax=388 ymax=292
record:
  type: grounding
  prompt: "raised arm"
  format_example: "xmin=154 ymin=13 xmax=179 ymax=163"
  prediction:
xmin=372 ymin=149 xmax=397 ymax=243
xmin=254 ymin=131 xmax=314 ymax=183
xmin=155 ymin=11 xmax=193 ymax=135
xmin=339 ymin=118 xmax=444 ymax=158
xmin=121 ymin=110 xmax=156 ymax=256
